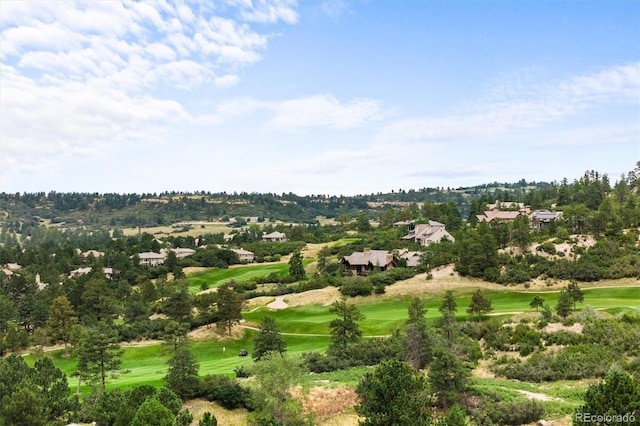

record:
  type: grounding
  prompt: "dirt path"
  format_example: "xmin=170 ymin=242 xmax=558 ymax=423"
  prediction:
xmin=267 ymin=296 xmax=289 ymax=309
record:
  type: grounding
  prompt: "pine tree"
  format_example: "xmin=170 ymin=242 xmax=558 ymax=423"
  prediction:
xmin=46 ymin=295 xmax=77 ymax=355
xmin=252 ymin=316 xmax=287 ymax=361
xmin=556 ymin=289 xmax=573 ymax=319
xmin=165 ymin=347 xmax=200 ymax=400
xmin=216 ymin=284 xmax=243 ymax=337
xmin=356 ymin=359 xmax=431 ymax=425
xmin=466 ymin=288 xmax=493 ymax=321
xmin=328 ymin=299 xmax=365 ymax=356
xmin=77 ymin=323 xmax=123 ymax=392
xmin=428 ymin=346 xmax=470 ymax=412
xmin=288 ymin=251 xmax=306 ymax=281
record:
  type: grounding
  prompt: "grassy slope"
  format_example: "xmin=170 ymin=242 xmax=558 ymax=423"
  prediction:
xmin=27 ymin=265 xmax=639 ymax=424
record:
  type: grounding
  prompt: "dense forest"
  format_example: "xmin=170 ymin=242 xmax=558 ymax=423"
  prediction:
xmin=0 ymin=164 xmax=639 ymax=425
xmin=4 ymin=167 xmax=634 ymax=228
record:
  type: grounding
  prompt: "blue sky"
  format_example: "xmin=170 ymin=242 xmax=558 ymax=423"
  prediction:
xmin=1 ymin=0 xmax=638 ymax=196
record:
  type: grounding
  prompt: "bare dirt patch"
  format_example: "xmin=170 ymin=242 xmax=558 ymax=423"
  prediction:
xmin=188 ymin=324 xmax=244 ymax=340
xmin=183 ymin=399 xmax=248 ymax=425
xmin=285 ymin=287 xmax=342 ymax=307
xmin=295 ymin=385 xmax=359 ymax=422
xmin=267 ymin=296 xmax=289 ymax=309
xmin=543 ymin=322 xmax=584 ymax=334
xmin=516 ymin=389 xmax=557 ymax=402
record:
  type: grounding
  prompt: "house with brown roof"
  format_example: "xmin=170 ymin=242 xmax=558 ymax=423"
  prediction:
xmin=341 ymin=248 xmax=398 ymax=276
xmin=401 ymin=221 xmax=455 ymax=246
xmin=262 ymin=231 xmax=287 ymax=242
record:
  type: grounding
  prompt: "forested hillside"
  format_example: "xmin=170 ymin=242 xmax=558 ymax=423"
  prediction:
xmin=0 ymin=164 xmax=639 ymax=425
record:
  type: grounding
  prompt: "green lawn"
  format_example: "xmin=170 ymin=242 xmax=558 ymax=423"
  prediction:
xmin=29 ymin=286 xmax=639 ymax=397
xmin=244 ymin=287 xmax=640 ymax=335
xmin=186 ymin=263 xmax=291 ymax=293
xmin=185 ymin=260 xmax=314 ymax=293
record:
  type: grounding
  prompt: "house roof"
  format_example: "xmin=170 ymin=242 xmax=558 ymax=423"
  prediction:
xmin=262 ymin=231 xmax=286 ymax=239
xmin=134 ymin=252 xmax=166 ymax=260
xmin=402 ymin=222 xmax=451 ymax=242
xmin=477 ymin=210 xmax=521 ymax=222
xmin=399 ymin=250 xmax=421 ymax=267
xmin=342 ymin=249 xmax=396 ymax=267
xmin=81 ymin=250 xmax=104 ymax=258
xmin=232 ymin=248 xmax=254 ymax=255
xmin=531 ymin=210 xmax=562 ymax=221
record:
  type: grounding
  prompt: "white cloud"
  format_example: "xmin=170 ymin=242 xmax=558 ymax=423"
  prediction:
xmin=377 ymin=63 xmax=640 ymax=145
xmin=225 ymin=0 xmax=299 ymax=24
xmin=0 ymin=0 xmax=300 ymax=179
xmin=266 ymin=94 xmax=383 ymax=130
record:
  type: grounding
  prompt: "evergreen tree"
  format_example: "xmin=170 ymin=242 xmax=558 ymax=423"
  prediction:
xmin=46 ymin=295 xmax=77 ymax=355
xmin=402 ymin=297 xmax=432 ymax=369
xmin=216 ymin=284 xmax=244 ymax=337
xmin=252 ymin=316 xmax=287 ymax=361
xmin=466 ymin=288 xmax=493 ymax=321
xmin=567 ymin=281 xmax=584 ymax=311
xmin=164 ymin=283 xmax=193 ymax=324
xmin=529 ymin=295 xmax=545 ymax=312
xmin=130 ymin=398 xmax=175 ymax=426
xmin=199 ymin=412 xmax=218 ymax=426
xmin=428 ymin=346 xmax=470 ymax=412
xmin=574 ymin=366 xmax=640 ymax=425
xmin=328 ymin=299 xmax=365 ymax=356
xmin=436 ymin=290 xmax=458 ymax=345
xmin=288 ymin=250 xmax=306 ymax=281
xmin=77 ymin=323 xmax=123 ymax=392
xmin=356 ymin=359 xmax=431 ymax=426
xmin=165 ymin=347 xmax=200 ymax=400
xmin=556 ymin=289 xmax=573 ymax=319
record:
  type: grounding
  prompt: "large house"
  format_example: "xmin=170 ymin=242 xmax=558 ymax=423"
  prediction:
xmin=231 ymin=248 xmax=255 ymax=263
xmin=262 ymin=231 xmax=287 ymax=242
xmin=70 ymin=266 xmax=113 ymax=279
xmin=530 ymin=210 xmax=563 ymax=229
xmin=341 ymin=248 xmax=398 ymax=276
xmin=134 ymin=252 xmax=166 ymax=267
xmin=162 ymin=247 xmax=196 ymax=259
xmin=477 ymin=201 xmax=530 ymax=223
xmin=401 ymin=221 xmax=455 ymax=246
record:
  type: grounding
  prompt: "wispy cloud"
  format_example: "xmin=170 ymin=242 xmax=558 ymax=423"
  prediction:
xmin=0 ymin=0 xmax=299 ymax=175
xmin=266 ymin=94 xmax=383 ymax=130
xmin=377 ymin=63 xmax=640 ymax=145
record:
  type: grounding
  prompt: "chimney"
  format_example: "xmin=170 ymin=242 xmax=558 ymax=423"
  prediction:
xmin=363 ymin=248 xmax=371 ymax=255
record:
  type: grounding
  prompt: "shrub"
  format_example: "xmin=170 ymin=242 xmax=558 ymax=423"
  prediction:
xmin=339 ymin=278 xmax=373 ymax=297
xmin=199 ymin=375 xmax=248 ymax=409
xmin=486 ymin=400 xmax=544 ymax=425
xmin=234 ymin=365 xmax=251 ymax=378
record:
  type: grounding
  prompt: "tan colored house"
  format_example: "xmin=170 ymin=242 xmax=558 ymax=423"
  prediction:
xmin=232 ymin=248 xmax=255 ymax=263
xmin=401 ymin=221 xmax=455 ymax=246
xmin=476 ymin=210 xmax=524 ymax=223
xmin=262 ymin=231 xmax=287 ymax=242
xmin=134 ymin=252 xmax=166 ymax=266
xmin=398 ymin=249 xmax=422 ymax=267
xmin=166 ymin=247 xmax=196 ymax=258
xmin=81 ymin=250 xmax=104 ymax=258
xmin=341 ymin=248 xmax=398 ymax=276
xmin=70 ymin=267 xmax=113 ymax=279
